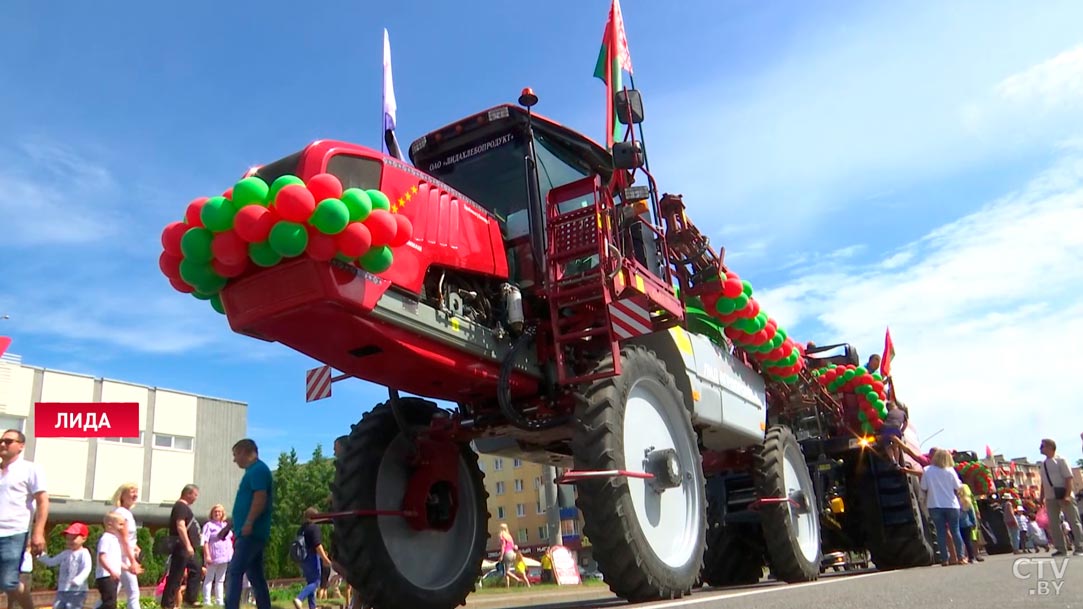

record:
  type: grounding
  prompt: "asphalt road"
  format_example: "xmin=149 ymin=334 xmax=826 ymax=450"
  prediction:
xmin=494 ymin=553 xmax=1083 ymax=609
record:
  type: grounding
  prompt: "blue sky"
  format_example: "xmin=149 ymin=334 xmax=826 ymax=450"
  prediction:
xmin=2 ymin=1 xmax=1082 ymax=465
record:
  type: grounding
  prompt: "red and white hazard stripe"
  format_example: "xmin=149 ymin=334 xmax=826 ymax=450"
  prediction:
xmin=608 ymin=298 xmax=653 ymax=340
xmin=306 ymin=366 xmax=332 ymax=402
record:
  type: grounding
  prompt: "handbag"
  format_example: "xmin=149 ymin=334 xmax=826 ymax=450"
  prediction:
xmin=1043 ymin=460 xmax=1068 ymax=500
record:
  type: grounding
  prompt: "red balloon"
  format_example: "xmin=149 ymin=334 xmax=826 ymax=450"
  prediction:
xmin=185 ymin=197 xmax=209 ymax=226
xmin=364 ymin=209 xmax=397 ymax=246
xmin=761 ymin=323 xmax=777 ymax=342
xmin=871 ymin=380 xmax=885 ymax=394
xmin=306 ymin=228 xmax=338 ymax=261
xmin=742 ymin=299 xmax=761 ymax=320
xmin=700 ymin=293 xmax=721 ymax=312
xmin=212 ymin=230 xmax=248 ymax=265
xmin=161 ymin=222 xmax=188 ymax=257
xmin=159 ymin=251 xmax=182 ymax=279
xmin=169 ymin=276 xmax=194 ymax=294
xmin=721 ymin=279 xmax=743 ymax=298
xmin=307 ymin=173 xmax=344 ymax=203
xmin=750 ymin=330 xmax=769 ymax=345
xmin=213 ymin=257 xmax=248 ymax=278
xmin=274 ymin=184 xmax=317 ymax=222
xmin=234 ymin=205 xmax=276 ymax=243
xmin=766 ymin=346 xmax=785 ymax=361
xmin=389 ymin=214 xmax=413 ymax=247
xmin=222 ymin=187 xmax=234 ymax=199
xmin=725 ymin=270 xmax=739 ymax=281
xmin=336 ymin=222 xmax=372 ymax=258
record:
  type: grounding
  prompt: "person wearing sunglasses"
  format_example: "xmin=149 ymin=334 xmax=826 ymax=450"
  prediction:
xmin=0 ymin=429 xmax=49 ymax=609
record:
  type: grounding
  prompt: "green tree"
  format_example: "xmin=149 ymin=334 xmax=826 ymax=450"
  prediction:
xmin=264 ymin=444 xmax=335 ymax=579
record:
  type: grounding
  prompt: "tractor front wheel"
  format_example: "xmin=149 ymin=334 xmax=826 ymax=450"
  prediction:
xmin=332 ymin=398 xmax=488 ymax=609
xmin=572 ymin=346 xmax=706 ymax=601
xmin=754 ymin=425 xmax=821 ymax=582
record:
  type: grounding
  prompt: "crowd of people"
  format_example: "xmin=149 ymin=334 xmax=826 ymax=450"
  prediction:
xmin=1 ymin=429 xmax=360 ymax=609
xmin=892 ymin=435 xmax=1083 ymax=565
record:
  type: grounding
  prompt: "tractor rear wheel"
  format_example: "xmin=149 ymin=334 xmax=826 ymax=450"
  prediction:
xmin=572 ymin=346 xmax=706 ymax=601
xmin=753 ymin=425 xmax=821 ymax=582
xmin=331 ymin=398 xmax=488 ymax=609
xmin=858 ymin=454 xmax=935 ymax=569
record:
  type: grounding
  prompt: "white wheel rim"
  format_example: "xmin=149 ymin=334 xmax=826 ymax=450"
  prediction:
xmin=622 ymin=379 xmax=702 ymax=569
xmin=375 ymin=435 xmax=480 ymax=590
xmin=782 ymin=445 xmax=820 ymax=563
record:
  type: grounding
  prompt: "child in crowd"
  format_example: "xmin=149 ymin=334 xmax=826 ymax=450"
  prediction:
xmin=96 ymin=513 xmax=125 ymax=609
xmin=880 ymin=401 xmax=908 ymax=466
xmin=37 ymin=523 xmax=93 ymax=609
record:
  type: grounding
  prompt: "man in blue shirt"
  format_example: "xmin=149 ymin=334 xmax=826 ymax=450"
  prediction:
xmin=225 ymin=439 xmax=274 ymax=609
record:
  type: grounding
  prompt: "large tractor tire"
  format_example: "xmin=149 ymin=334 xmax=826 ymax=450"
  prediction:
xmin=572 ymin=346 xmax=707 ymax=601
xmin=753 ymin=425 xmax=821 ymax=582
xmin=858 ymin=454 xmax=935 ymax=569
xmin=331 ymin=398 xmax=488 ymax=609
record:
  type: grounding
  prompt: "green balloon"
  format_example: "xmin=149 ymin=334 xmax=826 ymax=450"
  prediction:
xmin=872 ymin=372 xmax=883 ymax=381
xmin=735 ymin=318 xmax=757 ymax=334
xmin=333 ymin=252 xmax=354 ymax=263
xmin=268 ymin=175 xmax=305 ymax=205
xmin=715 ymin=297 xmax=736 ymax=315
xmin=783 ymin=374 xmax=798 ymax=384
xmin=741 ymin=280 xmax=753 ymax=297
xmin=367 ymin=189 xmax=391 ymax=211
xmin=249 ymin=241 xmax=282 ymax=267
xmin=200 ymin=196 xmax=236 ymax=233
xmin=776 ymin=328 xmax=787 ymax=343
xmin=232 ymin=177 xmax=269 ymax=207
xmin=359 ymin=245 xmax=394 ymax=274
xmin=311 ymin=198 xmax=350 ymax=234
xmin=210 ymin=294 xmax=225 ymax=315
xmin=874 ymin=399 xmax=886 ymax=411
xmin=179 ymin=258 xmax=214 ymax=287
xmin=195 ymin=272 xmax=227 ymax=295
xmin=341 ymin=188 xmax=373 ymax=222
xmin=180 ymin=227 xmax=214 ymax=263
xmin=857 ymin=410 xmax=868 ymax=422
xmin=268 ymin=221 xmax=308 ymax=258
xmin=769 ymin=335 xmax=783 ymax=350
xmin=854 ymin=366 xmax=867 ymax=377
xmin=191 ymin=290 xmax=214 ymax=301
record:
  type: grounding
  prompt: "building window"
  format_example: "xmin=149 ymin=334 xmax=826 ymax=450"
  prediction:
xmin=0 ymin=415 xmax=26 ymax=433
xmin=516 ymin=503 xmax=525 ymax=517
xmin=514 ymin=479 xmax=524 ymax=493
xmin=561 ymin=519 xmax=580 ymax=536
xmin=517 ymin=528 xmax=529 ymax=543
xmin=153 ymin=434 xmax=193 ymax=451
xmin=534 ymin=476 xmax=541 ymax=489
xmin=536 ymin=500 xmax=544 ymax=514
xmin=495 ymin=481 xmax=505 ymax=495
xmin=103 ymin=432 xmax=144 ymax=446
xmin=538 ymin=525 xmax=549 ymax=540
xmin=494 ymin=458 xmax=504 ymax=470
xmin=513 ymin=458 xmax=522 ymax=468
xmin=497 ymin=506 xmax=506 ymax=519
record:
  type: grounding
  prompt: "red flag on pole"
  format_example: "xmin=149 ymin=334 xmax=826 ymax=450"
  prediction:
xmin=881 ymin=327 xmax=895 ymax=377
xmin=593 ymin=0 xmax=634 ymax=150
xmin=985 ymin=445 xmax=993 ymax=460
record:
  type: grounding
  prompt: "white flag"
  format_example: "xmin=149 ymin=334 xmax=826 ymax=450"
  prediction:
xmin=382 ymin=28 xmax=403 ymax=160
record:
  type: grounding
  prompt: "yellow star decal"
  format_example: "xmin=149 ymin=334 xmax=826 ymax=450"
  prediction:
xmin=411 ymin=184 xmax=419 ymax=194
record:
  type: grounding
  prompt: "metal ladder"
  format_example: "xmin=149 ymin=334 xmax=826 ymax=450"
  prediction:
xmin=544 ymin=176 xmax=621 ymax=384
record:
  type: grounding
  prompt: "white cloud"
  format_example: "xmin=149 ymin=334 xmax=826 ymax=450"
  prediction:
xmin=995 ymin=45 xmax=1083 ymax=108
xmin=0 ymin=139 xmax=124 ymax=246
xmin=754 ymin=150 xmax=1083 ymax=461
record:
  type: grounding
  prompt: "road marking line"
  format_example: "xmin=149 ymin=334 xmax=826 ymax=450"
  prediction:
xmin=639 ymin=571 xmax=892 ymax=608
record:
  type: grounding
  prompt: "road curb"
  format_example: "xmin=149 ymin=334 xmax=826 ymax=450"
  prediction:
xmin=464 ymin=587 xmax=613 ymax=608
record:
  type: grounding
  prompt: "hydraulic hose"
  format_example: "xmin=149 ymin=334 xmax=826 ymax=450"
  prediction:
xmin=497 ymin=327 xmax=570 ymax=431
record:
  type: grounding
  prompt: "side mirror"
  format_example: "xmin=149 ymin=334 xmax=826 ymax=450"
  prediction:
xmin=615 ymin=89 xmax=644 ymax=125
xmin=612 ymin=141 xmax=644 ymax=170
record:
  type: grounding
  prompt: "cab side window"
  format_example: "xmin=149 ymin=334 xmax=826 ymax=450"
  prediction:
xmin=327 ymin=154 xmax=383 ymax=190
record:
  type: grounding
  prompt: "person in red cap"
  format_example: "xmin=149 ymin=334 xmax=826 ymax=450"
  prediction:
xmin=36 ymin=523 xmax=92 ymax=609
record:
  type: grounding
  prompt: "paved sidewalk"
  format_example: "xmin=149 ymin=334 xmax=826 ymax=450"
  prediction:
xmin=464 ymin=586 xmax=614 ymax=609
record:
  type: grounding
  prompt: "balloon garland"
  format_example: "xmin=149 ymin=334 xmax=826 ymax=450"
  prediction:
xmin=698 ymin=271 xmax=807 ymax=386
xmin=158 ymin=173 xmax=413 ymax=315
xmin=954 ymin=461 xmax=994 ymax=496
xmin=809 ymin=364 xmax=889 ymax=434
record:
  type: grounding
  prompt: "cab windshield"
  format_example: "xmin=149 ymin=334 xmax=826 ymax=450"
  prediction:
xmin=424 ymin=129 xmax=594 ymax=238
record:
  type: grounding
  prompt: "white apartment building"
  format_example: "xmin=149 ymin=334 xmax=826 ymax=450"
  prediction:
xmin=0 ymin=352 xmax=247 ymax=527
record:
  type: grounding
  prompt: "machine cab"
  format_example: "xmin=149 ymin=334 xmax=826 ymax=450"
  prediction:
xmin=409 ymin=105 xmax=614 ymax=289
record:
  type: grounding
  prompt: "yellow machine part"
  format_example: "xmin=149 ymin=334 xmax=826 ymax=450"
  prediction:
xmin=830 ymin=496 xmax=845 ymax=514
